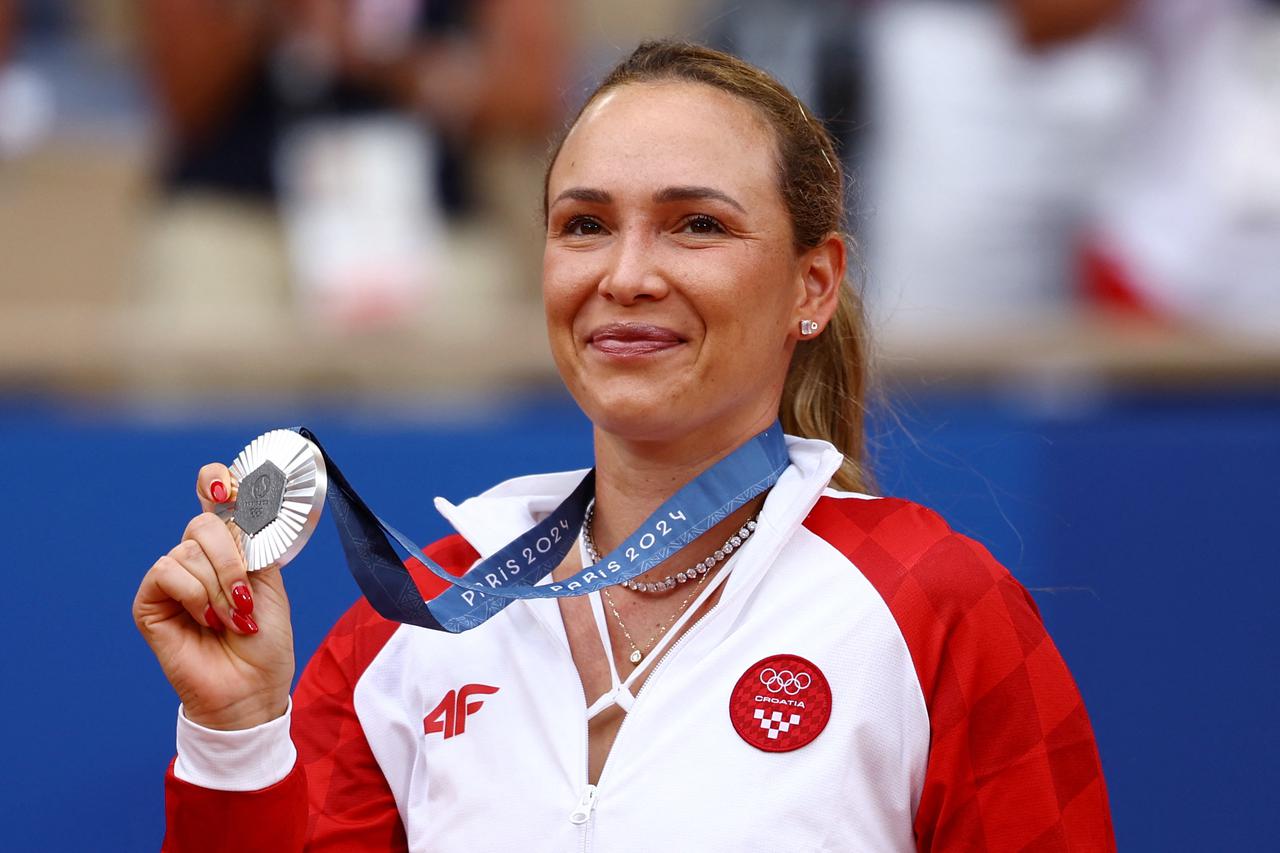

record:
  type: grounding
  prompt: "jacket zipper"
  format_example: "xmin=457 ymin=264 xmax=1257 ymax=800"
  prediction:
xmin=593 ymin=602 xmax=721 ymax=789
xmin=572 ymin=690 xmax=596 ymax=852
xmin=565 ymin=602 xmax=722 ymax=849
xmin=569 ymin=784 xmax=598 ymax=826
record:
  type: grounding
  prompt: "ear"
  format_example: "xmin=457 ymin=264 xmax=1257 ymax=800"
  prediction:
xmin=788 ymin=232 xmax=845 ymax=341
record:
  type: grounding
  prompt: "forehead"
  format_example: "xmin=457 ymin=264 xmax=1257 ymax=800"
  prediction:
xmin=549 ymin=81 xmax=780 ymax=204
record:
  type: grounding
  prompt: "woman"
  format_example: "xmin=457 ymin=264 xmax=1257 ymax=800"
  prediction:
xmin=135 ymin=41 xmax=1115 ymax=851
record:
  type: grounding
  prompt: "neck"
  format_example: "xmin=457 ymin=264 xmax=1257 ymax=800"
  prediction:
xmin=588 ymin=408 xmax=778 ymax=553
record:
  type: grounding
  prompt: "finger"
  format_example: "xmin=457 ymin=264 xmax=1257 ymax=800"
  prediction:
xmin=168 ymin=538 xmax=226 ymax=608
xmin=196 ymin=463 xmax=234 ymax=513
xmin=182 ymin=513 xmax=258 ymax=631
xmin=138 ymin=555 xmax=222 ymax=631
xmin=169 ymin=536 xmax=257 ymax=635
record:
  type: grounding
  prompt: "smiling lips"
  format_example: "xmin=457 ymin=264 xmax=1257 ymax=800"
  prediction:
xmin=588 ymin=323 xmax=685 ymax=357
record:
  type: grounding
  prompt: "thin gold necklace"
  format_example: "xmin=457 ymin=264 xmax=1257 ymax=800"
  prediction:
xmin=584 ymin=503 xmax=758 ymax=664
xmin=601 ymin=568 xmax=712 ymax=665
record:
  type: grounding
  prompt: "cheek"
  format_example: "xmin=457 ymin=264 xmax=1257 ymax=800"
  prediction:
xmin=541 ymin=253 xmax=580 ymax=324
xmin=705 ymin=251 xmax=795 ymax=344
xmin=542 ymin=251 xmax=598 ymax=369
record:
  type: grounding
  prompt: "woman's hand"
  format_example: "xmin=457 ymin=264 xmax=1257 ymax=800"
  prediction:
xmin=133 ymin=463 xmax=295 ymax=731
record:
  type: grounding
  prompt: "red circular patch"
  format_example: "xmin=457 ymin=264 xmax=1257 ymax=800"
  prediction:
xmin=729 ymin=653 xmax=832 ymax=752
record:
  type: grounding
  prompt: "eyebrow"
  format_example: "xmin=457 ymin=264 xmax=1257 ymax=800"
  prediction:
xmin=551 ymin=187 xmax=612 ymax=207
xmin=549 ymin=185 xmax=747 ymax=214
xmin=653 ymin=185 xmax=746 ymax=214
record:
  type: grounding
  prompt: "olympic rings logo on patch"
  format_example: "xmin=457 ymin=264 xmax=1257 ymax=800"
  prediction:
xmin=732 ymin=654 xmax=831 ymax=752
xmin=759 ymin=668 xmax=811 ymax=695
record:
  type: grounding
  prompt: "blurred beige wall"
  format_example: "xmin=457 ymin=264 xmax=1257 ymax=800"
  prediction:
xmin=0 ymin=139 xmax=145 ymax=307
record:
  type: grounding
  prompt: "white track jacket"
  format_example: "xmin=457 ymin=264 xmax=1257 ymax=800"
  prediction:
xmin=162 ymin=437 xmax=1114 ymax=851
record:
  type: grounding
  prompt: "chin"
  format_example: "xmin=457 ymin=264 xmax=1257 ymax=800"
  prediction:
xmin=575 ymin=383 xmax=695 ymax=443
xmin=589 ymin=399 xmax=680 ymax=440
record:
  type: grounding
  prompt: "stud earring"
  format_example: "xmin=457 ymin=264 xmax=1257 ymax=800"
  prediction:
xmin=799 ymin=320 xmax=819 ymax=336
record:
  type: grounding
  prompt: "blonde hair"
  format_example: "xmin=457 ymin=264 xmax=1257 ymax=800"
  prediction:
xmin=544 ymin=40 xmax=872 ymax=492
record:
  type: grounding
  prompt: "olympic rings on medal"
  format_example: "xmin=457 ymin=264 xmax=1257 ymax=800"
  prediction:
xmin=759 ymin=668 xmax=811 ymax=696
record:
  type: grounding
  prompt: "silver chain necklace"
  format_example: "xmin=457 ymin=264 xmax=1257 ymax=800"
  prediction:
xmin=583 ymin=503 xmax=760 ymax=665
xmin=581 ymin=504 xmax=758 ymax=594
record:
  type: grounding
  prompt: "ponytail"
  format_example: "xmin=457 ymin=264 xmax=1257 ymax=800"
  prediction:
xmin=781 ymin=268 xmax=872 ymax=493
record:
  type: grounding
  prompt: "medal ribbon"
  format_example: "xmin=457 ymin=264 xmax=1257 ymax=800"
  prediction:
xmin=296 ymin=424 xmax=790 ymax=632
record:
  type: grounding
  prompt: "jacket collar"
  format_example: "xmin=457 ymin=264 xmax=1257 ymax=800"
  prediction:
xmin=432 ymin=435 xmax=845 ymax=561
xmin=432 ymin=435 xmax=847 ymax=659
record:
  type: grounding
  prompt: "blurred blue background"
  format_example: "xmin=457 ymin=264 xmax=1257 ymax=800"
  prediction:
xmin=2 ymin=386 xmax=1276 ymax=850
xmin=2 ymin=0 xmax=1278 ymax=850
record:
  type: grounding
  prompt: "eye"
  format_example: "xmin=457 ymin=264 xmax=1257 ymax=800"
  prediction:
xmin=679 ymin=214 xmax=725 ymax=235
xmin=560 ymin=215 xmax=607 ymax=237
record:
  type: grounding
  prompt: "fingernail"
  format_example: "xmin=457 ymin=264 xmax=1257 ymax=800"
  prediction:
xmin=203 ymin=605 xmax=225 ymax=632
xmin=210 ymin=481 xmax=228 ymax=503
xmin=231 ymin=582 xmax=253 ymax=616
xmin=231 ymin=611 xmax=259 ymax=634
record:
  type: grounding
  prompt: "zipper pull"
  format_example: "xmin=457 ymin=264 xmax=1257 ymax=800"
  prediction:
xmin=569 ymin=784 xmax=598 ymax=825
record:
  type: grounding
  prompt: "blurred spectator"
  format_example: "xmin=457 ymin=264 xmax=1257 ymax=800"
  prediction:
xmin=1085 ymin=0 xmax=1280 ymax=340
xmin=0 ymin=0 xmax=11 ymax=60
xmin=137 ymin=0 xmax=567 ymax=333
xmin=859 ymin=0 xmax=1140 ymax=343
xmin=706 ymin=0 xmax=868 ymax=171
xmin=0 ymin=0 xmax=55 ymax=159
xmin=1006 ymin=0 xmax=1131 ymax=49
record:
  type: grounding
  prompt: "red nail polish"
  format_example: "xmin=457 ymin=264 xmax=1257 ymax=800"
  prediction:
xmin=231 ymin=611 xmax=259 ymax=634
xmin=231 ymin=582 xmax=253 ymax=616
xmin=210 ymin=481 xmax=228 ymax=503
xmin=203 ymin=605 xmax=225 ymax=632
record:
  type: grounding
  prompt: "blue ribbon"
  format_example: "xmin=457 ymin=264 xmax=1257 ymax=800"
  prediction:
xmin=297 ymin=424 xmax=790 ymax=632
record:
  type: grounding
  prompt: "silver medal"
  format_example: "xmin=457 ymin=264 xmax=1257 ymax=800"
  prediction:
xmin=216 ymin=429 xmax=327 ymax=572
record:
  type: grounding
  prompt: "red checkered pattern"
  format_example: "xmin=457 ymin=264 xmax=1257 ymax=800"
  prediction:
xmin=162 ymin=534 xmax=479 ymax=852
xmin=804 ymin=497 xmax=1115 ymax=852
xmin=729 ymin=654 xmax=833 ymax=752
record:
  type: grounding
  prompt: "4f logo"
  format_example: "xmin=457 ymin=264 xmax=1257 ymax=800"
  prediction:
xmin=423 ymin=684 xmax=499 ymax=739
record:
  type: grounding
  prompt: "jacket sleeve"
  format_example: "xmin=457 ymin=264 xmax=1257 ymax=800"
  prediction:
xmin=805 ymin=497 xmax=1115 ymax=851
xmin=903 ymin=533 xmax=1115 ymax=851
xmin=161 ymin=599 xmax=407 ymax=852
xmin=162 ymin=534 xmax=479 ymax=852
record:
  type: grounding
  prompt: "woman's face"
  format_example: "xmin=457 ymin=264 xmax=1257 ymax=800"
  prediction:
xmin=544 ymin=81 xmax=827 ymax=448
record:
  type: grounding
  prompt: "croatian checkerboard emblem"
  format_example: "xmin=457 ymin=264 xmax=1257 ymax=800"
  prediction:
xmin=729 ymin=653 xmax=832 ymax=752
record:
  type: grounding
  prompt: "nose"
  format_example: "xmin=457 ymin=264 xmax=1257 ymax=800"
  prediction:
xmin=598 ymin=229 xmax=668 ymax=305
